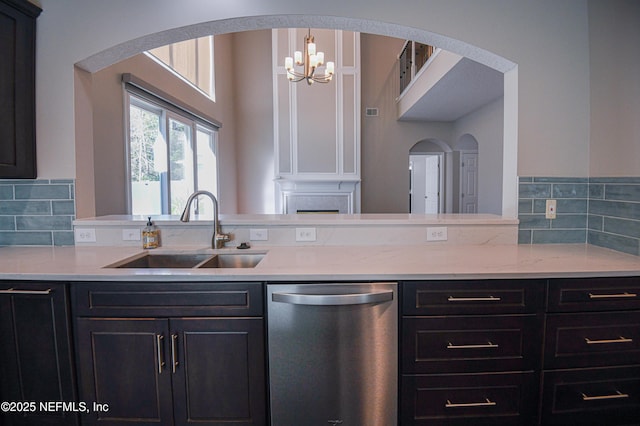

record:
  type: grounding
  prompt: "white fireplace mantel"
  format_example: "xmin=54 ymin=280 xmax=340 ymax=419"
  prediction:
xmin=274 ymin=177 xmax=361 ymax=214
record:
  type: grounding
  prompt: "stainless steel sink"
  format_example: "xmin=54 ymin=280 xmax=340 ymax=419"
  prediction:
xmin=106 ymin=252 xmax=265 ymax=269
xmin=197 ymin=253 xmax=265 ymax=269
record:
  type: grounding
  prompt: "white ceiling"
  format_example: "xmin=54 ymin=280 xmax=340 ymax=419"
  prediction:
xmin=398 ymin=57 xmax=504 ymax=122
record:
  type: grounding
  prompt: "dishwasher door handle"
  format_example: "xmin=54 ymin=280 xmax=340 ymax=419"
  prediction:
xmin=272 ymin=290 xmax=394 ymax=306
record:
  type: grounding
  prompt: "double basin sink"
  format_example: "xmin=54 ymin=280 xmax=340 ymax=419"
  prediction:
xmin=106 ymin=252 xmax=265 ymax=269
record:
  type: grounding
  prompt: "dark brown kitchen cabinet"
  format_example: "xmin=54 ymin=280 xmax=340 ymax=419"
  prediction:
xmin=72 ymin=282 xmax=266 ymax=426
xmin=541 ymin=277 xmax=640 ymax=426
xmin=0 ymin=282 xmax=78 ymax=426
xmin=0 ymin=0 xmax=41 ymax=178
xmin=400 ymin=279 xmax=545 ymax=426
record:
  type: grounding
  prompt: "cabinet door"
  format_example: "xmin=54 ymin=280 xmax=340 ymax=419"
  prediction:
xmin=0 ymin=282 xmax=77 ymax=426
xmin=0 ymin=0 xmax=41 ymax=178
xmin=75 ymin=318 xmax=174 ymax=426
xmin=170 ymin=318 xmax=266 ymax=426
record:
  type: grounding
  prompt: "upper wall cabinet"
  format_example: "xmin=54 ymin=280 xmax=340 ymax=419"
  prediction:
xmin=0 ymin=0 xmax=41 ymax=178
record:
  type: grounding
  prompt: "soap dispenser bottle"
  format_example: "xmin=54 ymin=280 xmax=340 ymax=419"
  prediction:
xmin=142 ymin=217 xmax=160 ymax=249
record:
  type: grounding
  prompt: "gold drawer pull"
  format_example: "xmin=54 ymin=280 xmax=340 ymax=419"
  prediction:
xmin=447 ymin=296 xmax=501 ymax=302
xmin=447 ymin=341 xmax=499 ymax=349
xmin=581 ymin=390 xmax=629 ymax=401
xmin=445 ymin=398 xmax=497 ymax=408
xmin=585 ymin=336 xmax=633 ymax=345
xmin=589 ymin=292 xmax=637 ymax=299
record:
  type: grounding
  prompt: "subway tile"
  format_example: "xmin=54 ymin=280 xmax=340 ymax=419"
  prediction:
xmin=0 ymin=217 xmax=15 ymax=230
xmin=16 ymin=216 xmax=73 ymax=231
xmin=0 ymin=231 xmax=53 ymax=246
xmin=519 ymin=183 xmax=551 ymax=199
xmin=53 ymin=231 xmax=75 ymax=246
xmin=0 ymin=200 xmax=51 ymax=215
xmin=605 ymin=184 xmax=640 ymax=202
xmin=590 ymin=177 xmax=640 ymax=184
xmin=589 ymin=183 xmax=604 ymax=200
xmin=518 ymin=215 xmax=550 ymax=229
xmin=587 ymin=214 xmax=604 ymax=231
xmin=534 ymin=177 xmax=588 ymax=183
xmin=589 ymin=199 xmax=640 ymax=220
xmin=52 ymin=200 xmax=75 ymax=216
xmin=604 ymin=217 xmax=640 ymax=239
xmin=15 ymin=184 xmax=72 ymax=200
xmin=518 ymin=230 xmax=532 ymax=244
xmin=0 ymin=185 xmax=13 ymax=200
xmin=0 ymin=179 xmax=50 ymax=185
xmin=588 ymin=230 xmax=639 ymax=256
xmin=518 ymin=199 xmax=533 ymax=214
xmin=552 ymin=183 xmax=588 ymax=198
xmin=550 ymin=214 xmax=587 ymax=230
xmin=531 ymin=229 xmax=586 ymax=244
xmin=533 ymin=199 xmax=587 ymax=214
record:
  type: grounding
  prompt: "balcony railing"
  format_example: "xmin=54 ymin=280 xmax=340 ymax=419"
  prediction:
xmin=398 ymin=40 xmax=436 ymax=96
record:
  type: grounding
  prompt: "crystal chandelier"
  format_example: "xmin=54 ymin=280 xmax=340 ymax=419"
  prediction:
xmin=284 ymin=29 xmax=335 ymax=85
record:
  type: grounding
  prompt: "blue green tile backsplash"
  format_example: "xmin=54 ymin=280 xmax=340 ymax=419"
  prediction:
xmin=0 ymin=179 xmax=75 ymax=246
xmin=519 ymin=177 xmax=640 ymax=255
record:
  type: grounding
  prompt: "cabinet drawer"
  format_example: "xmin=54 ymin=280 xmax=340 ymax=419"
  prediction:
xmin=541 ymin=366 xmax=640 ymax=425
xmin=401 ymin=372 xmax=538 ymax=425
xmin=402 ymin=314 xmax=542 ymax=373
xmin=402 ymin=280 xmax=545 ymax=315
xmin=548 ymin=276 xmax=640 ymax=312
xmin=72 ymin=282 xmax=263 ymax=317
xmin=544 ymin=311 xmax=640 ymax=369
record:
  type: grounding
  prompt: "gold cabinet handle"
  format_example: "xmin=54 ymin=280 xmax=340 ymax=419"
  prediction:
xmin=445 ymin=398 xmax=497 ymax=408
xmin=584 ymin=336 xmax=633 ymax=345
xmin=171 ymin=334 xmax=179 ymax=374
xmin=156 ymin=334 xmax=165 ymax=374
xmin=581 ymin=390 xmax=629 ymax=401
xmin=447 ymin=296 xmax=501 ymax=302
xmin=447 ymin=341 xmax=499 ymax=349
xmin=0 ymin=288 xmax=52 ymax=295
xmin=589 ymin=292 xmax=637 ymax=299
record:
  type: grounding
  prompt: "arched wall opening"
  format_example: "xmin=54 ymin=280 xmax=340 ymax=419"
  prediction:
xmin=74 ymin=15 xmax=518 ymax=218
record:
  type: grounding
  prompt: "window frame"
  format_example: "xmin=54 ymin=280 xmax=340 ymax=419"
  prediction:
xmin=124 ymin=88 xmax=219 ymax=216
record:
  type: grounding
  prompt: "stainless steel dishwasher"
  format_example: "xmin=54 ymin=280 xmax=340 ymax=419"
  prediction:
xmin=267 ymin=282 xmax=398 ymax=426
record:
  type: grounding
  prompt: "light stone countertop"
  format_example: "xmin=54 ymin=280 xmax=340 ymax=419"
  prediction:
xmin=0 ymin=244 xmax=639 ymax=282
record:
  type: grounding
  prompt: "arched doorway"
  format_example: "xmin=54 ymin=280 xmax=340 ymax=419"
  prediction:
xmin=409 ymin=139 xmax=452 ymax=214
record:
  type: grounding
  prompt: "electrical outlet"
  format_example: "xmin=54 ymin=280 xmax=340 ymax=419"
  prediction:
xmin=545 ymin=199 xmax=557 ymax=219
xmin=295 ymin=227 xmax=317 ymax=242
xmin=122 ymin=228 xmax=141 ymax=241
xmin=249 ymin=229 xmax=269 ymax=241
xmin=74 ymin=228 xmax=97 ymax=243
xmin=426 ymin=226 xmax=448 ymax=241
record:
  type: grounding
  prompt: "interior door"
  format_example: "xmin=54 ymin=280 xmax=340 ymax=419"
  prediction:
xmin=410 ymin=154 xmax=441 ymax=214
xmin=461 ymin=152 xmax=478 ymax=213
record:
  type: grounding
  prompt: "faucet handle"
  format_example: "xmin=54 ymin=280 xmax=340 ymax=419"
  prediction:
xmin=215 ymin=232 xmax=231 ymax=249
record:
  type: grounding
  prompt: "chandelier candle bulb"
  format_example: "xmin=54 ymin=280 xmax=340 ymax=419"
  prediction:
xmin=327 ymin=61 xmax=335 ymax=74
xmin=285 ymin=57 xmax=293 ymax=70
xmin=308 ymin=42 xmax=316 ymax=55
xmin=294 ymin=51 xmax=302 ymax=64
xmin=316 ymin=52 xmax=324 ymax=65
